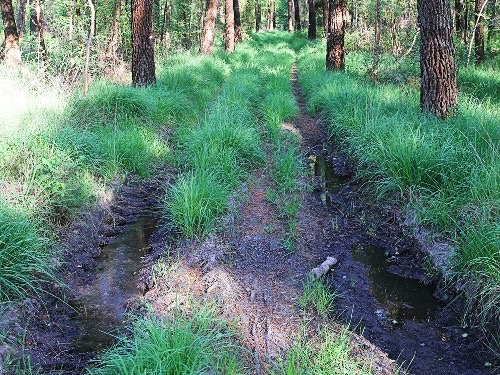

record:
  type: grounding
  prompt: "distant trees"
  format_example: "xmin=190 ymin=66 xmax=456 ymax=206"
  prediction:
xmin=131 ymin=0 xmax=156 ymax=85
xmin=418 ymin=0 xmax=458 ymax=118
xmin=326 ymin=0 xmax=347 ymax=70
xmin=1 ymin=0 xmax=21 ymax=64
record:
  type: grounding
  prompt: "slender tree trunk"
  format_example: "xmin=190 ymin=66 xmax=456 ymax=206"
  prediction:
xmin=474 ymin=0 xmax=485 ymax=63
xmin=233 ymin=0 xmax=242 ymax=43
xmin=107 ymin=0 xmax=121 ymax=62
xmin=84 ymin=0 xmax=95 ymax=94
xmin=418 ymin=0 xmax=458 ymax=118
xmin=371 ymin=0 xmax=381 ymax=77
xmin=487 ymin=0 xmax=496 ymax=52
xmin=131 ymin=0 xmax=155 ymax=85
xmin=455 ymin=0 xmax=465 ymax=39
xmin=17 ymin=0 xmax=27 ymax=39
xmin=159 ymin=0 xmax=170 ymax=47
xmin=267 ymin=0 xmax=274 ymax=30
xmin=323 ymin=0 xmax=328 ymax=34
xmin=308 ymin=0 xmax=316 ymax=39
xmin=32 ymin=0 xmax=47 ymax=60
xmin=1 ymin=0 xmax=21 ymax=64
xmin=180 ymin=7 xmax=192 ymax=49
xmin=294 ymin=0 xmax=300 ymax=30
xmin=326 ymin=0 xmax=346 ymax=70
xmin=200 ymin=0 xmax=219 ymax=54
xmin=224 ymin=0 xmax=235 ymax=52
xmin=288 ymin=0 xmax=294 ymax=31
xmin=256 ymin=1 xmax=261 ymax=31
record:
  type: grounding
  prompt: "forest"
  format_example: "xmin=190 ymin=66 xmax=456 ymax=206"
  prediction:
xmin=0 ymin=0 xmax=499 ymax=373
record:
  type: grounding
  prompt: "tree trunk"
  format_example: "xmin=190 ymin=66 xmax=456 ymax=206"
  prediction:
xmin=322 ymin=0 xmax=328 ymax=34
xmin=418 ymin=0 xmax=458 ymax=118
xmin=256 ymin=1 xmax=262 ymax=31
xmin=107 ymin=0 xmax=121 ymax=61
xmin=233 ymin=0 xmax=242 ymax=43
xmin=371 ymin=0 xmax=381 ymax=78
xmin=131 ymin=0 xmax=155 ymax=85
xmin=84 ymin=0 xmax=95 ymax=94
xmin=200 ymin=0 xmax=219 ymax=54
xmin=32 ymin=0 xmax=47 ymax=60
xmin=160 ymin=0 xmax=170 ymax=48
xmin=1 ymin=0 xmax=21 ymax=64
xmin=267 ymin=0 xmax=274 ymax=30
xmin=326 ymin=0 xmax=346 ymax=70
xmin=487 ymin=0 xmax=496 ymax=52
xmin=294 ymin=0 xmax=300 ymax=30
xmin=288 ymin=0 xmax=293 ymax=31
xmin=17 ymin=0 xmax=27 ymax=39
xmin=224 ymin=0 xmax=235 ymax=52
xmin=308 ymin=0 xmax=316 ymax=39
xmin=474 ymin=0 xmax=485 ymax=63
xmin=455 ymin=0 xmax=465 ymax=40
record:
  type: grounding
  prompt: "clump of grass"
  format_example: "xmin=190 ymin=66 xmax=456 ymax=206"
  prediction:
xmin=299 ymin=278 xmax=337 ymax=318
xmin=0 ymin=206 xmax=53 ymax=301
xmin=278 ymin=325 xmax=372 ymax=375
xmin=165 ymin=170 xmax=229 ymax=237
xmin=88 ymin=306 xmax=242 ymax=375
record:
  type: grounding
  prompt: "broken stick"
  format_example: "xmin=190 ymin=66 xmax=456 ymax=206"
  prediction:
xmin=310 ymin=256 xmax=338 ymax=279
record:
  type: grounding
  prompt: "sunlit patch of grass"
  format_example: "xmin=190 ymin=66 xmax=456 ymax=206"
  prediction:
xmin=299 ymin=278 xmax=337 ymax=318
xmin=88 ymin=306 xmax=242 ymax=375
xmin=277 ymin=325 xmax=373 ymax=375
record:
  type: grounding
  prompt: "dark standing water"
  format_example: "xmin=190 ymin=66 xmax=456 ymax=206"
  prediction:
xmin=70 ymin=215 xmax=157 ymax=354
xmin=351 ymin=243 xmax=440 ymax=324
xmin=313 ymin=156 xmax=349 ymax=205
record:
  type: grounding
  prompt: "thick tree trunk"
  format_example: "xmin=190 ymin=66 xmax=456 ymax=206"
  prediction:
xmin=131 ymin=0 xmax=155 ymax=85
xmin=224 ymin=0 xmax=235 ymax=52
xmin=474 ymin=0 xmax=485 ymax=63
xmin=233 ymin=0 xmax=242 ymax=43
xmin=326 ymin=0 xmax=346 ymax=70
xmin=1 ymin=0 xmax=21 ymax=64
xmin=288 ymin=0 xmax=294 ymax=31
xmin=256 ymin=1 xmax=261 ymax=31
xmin=294 ymin=0 xmax=300 ymax=30
xmin=17 ymin=0 xmax=27 ymax=39
xmin=418 ymin=0 xmax=458 ymax=118
xmin=308 ymin=0 xmax=316 ymax=39
xmin=200 ymin=0 xmax=219 ymax=54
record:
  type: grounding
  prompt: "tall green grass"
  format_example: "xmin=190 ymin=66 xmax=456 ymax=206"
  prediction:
xmin=297 ymin=39 xmax=499 ymax=351
xmin=88 ymin=306 xmax=242 ymax=374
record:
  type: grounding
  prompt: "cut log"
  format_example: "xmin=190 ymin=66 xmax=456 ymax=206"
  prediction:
xmin=310 ymin=256 xmax=338 ymax=279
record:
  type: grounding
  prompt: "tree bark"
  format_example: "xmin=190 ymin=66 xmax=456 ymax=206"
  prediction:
xmin=308 ymin=0 xmax=316 ymax=39
xmin=1 ymin=0 xmax=21 ymax=64
xmin=326 ymin=0 xmax=346 ymax=70
xmin=224 ymin=0 xmax=235 ymax=52
xmin=107 ymin=0 xmax=121 ymax=60
xmin=418 ymin=0 xmax=458 ymax=118
xmin=16 ymin=0 xmax=27 ymax=39
xmin=267 ymin=0 xmax=274 ymax=30
xmin=233 ymin=0 xmax=242 ymax=43
xmin=131 ymin=0 xmax=155 ymax=85
xmin=32 ymin=0 xmax=47 ymax=60
xmin=487 ymin=0 xmax=496 ymax=52
xmin=288 ymin=0 xmax=294 ymax=31
xmin=256 ymin=1 xmax=261 ymax=31
xmin=294 ymin=0 xmax=300 ymax=30
xmin=200 ymin=0 xmax=219 ymax=54
xmin=160 ymin=0 xmax=170 ymax=48
xmin=474 ymin=0 xmax=485 ymax=63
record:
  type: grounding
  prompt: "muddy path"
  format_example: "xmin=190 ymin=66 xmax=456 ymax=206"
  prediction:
xmin=289 ymin=66 xmax=495 ymax=374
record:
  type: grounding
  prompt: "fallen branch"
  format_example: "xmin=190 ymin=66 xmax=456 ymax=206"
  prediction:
xmin=310 ymin=256 xmax=338 ymax=279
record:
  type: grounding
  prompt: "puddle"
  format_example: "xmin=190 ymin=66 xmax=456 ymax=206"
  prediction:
xmin=311 ymin=156 xmax=349 ymax=204
xmin=70 ymin=215 xmax=157 ymax=354
xmin=351 ymin=243 xmax=440 ymax=325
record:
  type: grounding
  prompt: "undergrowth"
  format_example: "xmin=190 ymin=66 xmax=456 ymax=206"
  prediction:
xmin=297 ymin=38 xmax=499 ymax=353
xmin=88 ymin=305 xmax=242 ymax=374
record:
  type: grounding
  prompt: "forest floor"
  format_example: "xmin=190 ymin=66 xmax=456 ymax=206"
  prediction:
xmin=1 ymin=62 xmax=497 ymax=374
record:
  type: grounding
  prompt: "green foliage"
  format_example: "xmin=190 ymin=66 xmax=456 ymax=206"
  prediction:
xmin=278 ymin=326 xmax=372 ymax=375
xmin=88 ymin=306 xmax=242 ymax=375
xmin=299 ymin=278 xmax=337 ymax=317
xmin=297 ymin=42 xmax=500 ymax=346
xmin=0 ymin=206 xmax=53 ymax=302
